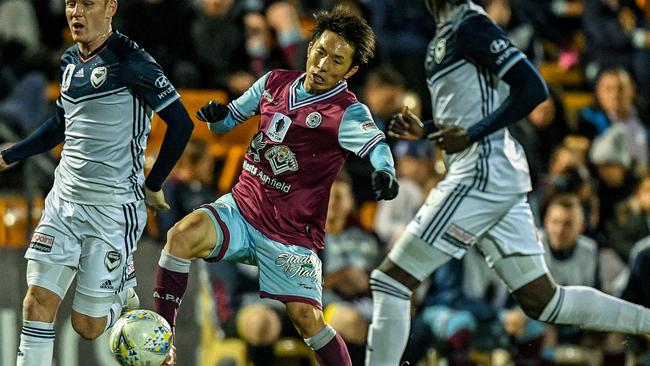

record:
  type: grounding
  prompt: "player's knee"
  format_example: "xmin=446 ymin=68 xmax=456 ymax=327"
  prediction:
xmin=22 ymin=287 xmax=59 ymax=322
xmin=286 ymin=303 xmax=324 ymax=338
xmin=166 ymin=215 xmax=207 ymax=259
xmin=236 ymin=304 xmax=282 ymax=345
xmin=326 ymin=304 xmax=367 ymax=344
xmin=71 ymin=313 xmax=105 ymax=340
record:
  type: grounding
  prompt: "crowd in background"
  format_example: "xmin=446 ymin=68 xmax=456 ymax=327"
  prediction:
xmin=1 ymin=0 xmax=650 ymax=365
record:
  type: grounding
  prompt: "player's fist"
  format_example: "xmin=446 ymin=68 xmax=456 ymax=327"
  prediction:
xmin=144 ymin=187 xmax=170 ymax=211
xmin=0 ymin=143 xmax=16 ymax=171
xmin=388 ymin=106 xmax=424 ymax=141
xmin=196 ymin=101 xmax=229 ymax=123
xmin=371 ymin=170 xmax=399 ymax=201
xmin=428 ymin=124 xmax=471 ymax=154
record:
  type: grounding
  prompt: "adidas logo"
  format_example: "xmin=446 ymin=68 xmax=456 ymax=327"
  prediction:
xmin=74 ymin=68 xmax=84 ymax=77
xmin=100 ymin=280 xmax=113 ymax=289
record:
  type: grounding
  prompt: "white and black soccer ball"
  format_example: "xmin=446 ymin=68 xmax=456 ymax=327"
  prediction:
xmin=109 ymin=309 xmax=173 ymax=366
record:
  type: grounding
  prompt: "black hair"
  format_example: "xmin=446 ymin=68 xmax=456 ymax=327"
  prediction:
xmin=311 ymin=5 xmax=375 ymax=66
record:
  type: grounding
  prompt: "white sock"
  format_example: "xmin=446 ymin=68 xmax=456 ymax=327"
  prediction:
xmin=365 ymin=270 xmax=412 ymax=366
xmin=103 ymin=292 xmax=126 ymax=333
xmin=539 ymin=286 xmax=650 ymax=334
xmin=17 ymin=320 xmax=55 ymax=366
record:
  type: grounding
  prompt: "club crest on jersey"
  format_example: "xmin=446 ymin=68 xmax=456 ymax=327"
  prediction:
xmin=90 ymin=66 xmax=108 ymax=88
xmin=434 ymin=38 xmax=446 ymax=64
xmin=267 ymin=113 xmax=292 ymax=142
xmin=104 ymin=251 xmax=122 ymax=272
xmin=490 ymin=38 xmax=509 ymax=53
xmin=305 ymin=112 xmax=322 ymax=128
xmin=61 ymin=64 xmax=75 ymax=92
xmin=265 ymin=145 xmax=298 ymax=175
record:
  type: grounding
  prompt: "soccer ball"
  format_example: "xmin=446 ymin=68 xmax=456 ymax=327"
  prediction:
xmin=109 ymin=309 xmax=173 ymax=366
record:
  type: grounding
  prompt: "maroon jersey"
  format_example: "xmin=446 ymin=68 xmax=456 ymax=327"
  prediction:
xmin=231 ymin=70 xmax=377 ymax=251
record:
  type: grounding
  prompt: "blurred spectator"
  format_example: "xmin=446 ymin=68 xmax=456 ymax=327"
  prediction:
xmin=589 ymin=123 xmax=638 ymax=239
xmin=0 ymin=0 xmax=39 ymax=52
xmin=191 ymin=0 xmax=256 ymax=92
xmin=116 ymin=0 xmax=199 ymax=87
xmin=402 ymin=246 xmax=545 ymax=366
xmin=607 ymin=175 xmax=650 ymax=261
xmin=368 ymin=0 xmax=435 ymax=119
xmin=540 ymin=194 xmax=626 ymax=364
xmin=157 ymin=139 xmax=217 ymax=239
xmin=582 ymin=0 xmax=650 ymax=99
xmin=205 ymin=261 xmax=289 ymax=366
xmin=484 ymin=0 xmax=543 ymax=63
xmin=322 ymin=170 xmax=382 ymax=365
xmin=577 ymin=67 xmax=649 ymax=173
xmin=346 ymin=65 xmax=406 ymax=204
xmin=509 ymin=87 xmax=571 ymax=184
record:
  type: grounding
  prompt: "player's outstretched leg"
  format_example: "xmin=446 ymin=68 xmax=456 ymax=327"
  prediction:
xmin=496 ymin=256 xmax=650 ymax=334
xmin=286 ymin=302 xmax=351 ymax=366
xmin=17 ymin=260 xmax=75 ymax=366
xmin=366 ymin=234 xmax=453 ymax=366
xmin=153 ymin=210 xmax=217 ymax=331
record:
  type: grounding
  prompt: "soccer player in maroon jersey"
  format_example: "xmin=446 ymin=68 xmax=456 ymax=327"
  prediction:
xmin=154 ymin=6 xmax=398 ymax=365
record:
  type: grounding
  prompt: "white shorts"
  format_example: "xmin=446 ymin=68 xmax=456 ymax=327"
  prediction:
xmin=405 ymin=184 xmax=543 ymax=263
xmin=25 ymin=190 xmax=146 ymax=297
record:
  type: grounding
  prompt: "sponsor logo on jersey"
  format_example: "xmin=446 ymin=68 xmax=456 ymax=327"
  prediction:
xmin=153 ymin=291 xmax=182 ymax=305
xmin=274 ymin=252 xmax=321 ymax=283
xmin=154 ymin=75 xmax=170 ymax=89
xmin=126 ymin=263 xmax=136 ymax=281
xmin=90 ymin=66 xmax=108 ymax=88
xmin=100 ymin=280 xmax=114 ymax=290
xmin=247 ymin=132 xmax=267 ymax=162
xmin=441 ymin=224 xmax=477 ymax=248
xmin=61 ymin=64 xmax=75 ymax=92
xmin=262 ymin=89 xmax=277 ymax=105
xmin=434 ymin=38 xmax=446 ymax=64
xmin=305 ymin=112 xmax=322 ymax=128
xmin=266 ymin=113 xmax=292 ymax=143
xmin=104 ymin=251 xmax=122 ymax=272
xmin=265 ymin=145 xmax=298 ymax=175
xmin=29 ymin=232 xmax=55 ymax=252
xmin=74 ymin=68 xmax=84 ymax=78
xmin=242 ymin=160 xmax=292 ymax=193
xmin=360 ymin=121 xmax=377 ymax=132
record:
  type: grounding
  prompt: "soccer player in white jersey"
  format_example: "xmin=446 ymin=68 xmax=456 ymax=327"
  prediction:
xmin=0 ymin=1 xmax=193 ymax=365
xmin=365 ymin=1 xmax=650 ymax=365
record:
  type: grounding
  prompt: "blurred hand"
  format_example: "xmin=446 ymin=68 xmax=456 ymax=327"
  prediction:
xmin=196 ymin=101 xmax=229 ymax=123
xmin=618 ymin=7 xmax=636 ymax=33
xmin=428 ymin=124 xmax=472 ymax=154
xmin=145 ymin=187 xmax=170 ymax=211
xmin=503 ymin=308 xmax=527 ymax=337
xmin=371 ymin=170 xmax=399 ymax=201
xmin=0 ymin=143 xmax=15 ymax=171
xmin=388 ymin=106 xmax=425 ymax=141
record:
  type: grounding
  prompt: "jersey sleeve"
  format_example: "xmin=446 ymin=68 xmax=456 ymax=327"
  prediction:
xmin=458 ymin=14 xmax=527 ymax=78
xmin=227 ymin=72 xmax=269 ymax=124
xmin=121 ymin=50 xmax=180 ymax=112
xmin=338 ymin=103 xmax=386 ymax=158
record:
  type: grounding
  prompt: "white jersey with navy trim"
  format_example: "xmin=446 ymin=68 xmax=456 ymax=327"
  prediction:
xmin=53 ymin=31 xmax=179 ymax=205
xmin=427 ymin=2 xmax=531 ymax=193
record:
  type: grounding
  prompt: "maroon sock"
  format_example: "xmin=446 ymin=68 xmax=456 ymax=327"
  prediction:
xmin=314 ymin=333 xmax=351 ymax=366
xmin=153 ymin=265 xmax=188 ymax=332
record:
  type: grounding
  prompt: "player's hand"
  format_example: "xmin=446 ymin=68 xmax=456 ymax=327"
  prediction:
xmin=145 ymin=187 xmax=170 ymax=210
xmin=196 ymin=100 xmax=229 ymax=123
xmin=371 ymin=170 xmax=399 ymax=201
xmin=388 ymin=106 xmax=425 ymax=141
xmin=0 ymin=143 xmax=15 ymax=171
xmin=428 ymin=124 xmax=472 ymax=154
xmin=162 ymin=345 xmax=176 ymax=366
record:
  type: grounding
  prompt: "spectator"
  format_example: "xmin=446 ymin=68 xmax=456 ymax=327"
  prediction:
xmin=607 ymin=175 xmax=650 ymax=262
xmin=582 ymin=0 xmax=650 ymax=99
xmin=577 ymin=67 xmax=649 ymax=174
xmin=322 ymin=170 xmax=382 ymax=365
